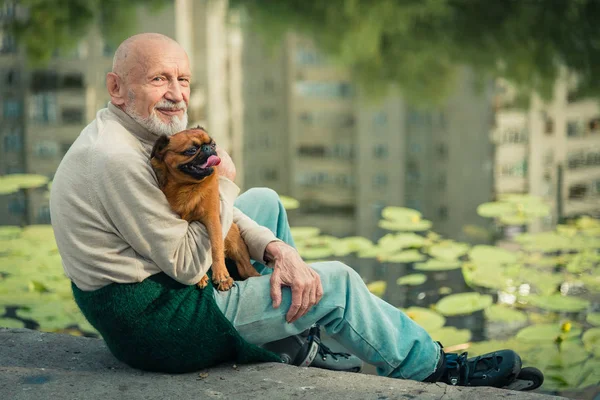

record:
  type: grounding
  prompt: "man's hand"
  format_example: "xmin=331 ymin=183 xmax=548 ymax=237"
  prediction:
xmin=265 ymin=241 xmax=323 ymax=323
xmin=216 ymin=146 xmax=236 ymax=181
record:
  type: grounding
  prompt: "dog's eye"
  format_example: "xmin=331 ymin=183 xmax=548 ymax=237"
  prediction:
xmin=183 ymin=146 xmax=198 ymax=156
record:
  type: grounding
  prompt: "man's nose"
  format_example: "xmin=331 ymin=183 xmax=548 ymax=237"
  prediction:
xmin=165 ymin=80 xmax=184 ymax=102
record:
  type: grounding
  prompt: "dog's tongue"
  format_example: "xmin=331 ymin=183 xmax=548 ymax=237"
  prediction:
xmin=200 ymin=155 xmax=221 ymax=168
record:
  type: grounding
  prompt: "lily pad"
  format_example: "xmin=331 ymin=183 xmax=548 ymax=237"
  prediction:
xmin=469 ymin=245 xmax=518 ymax=265
xmin=582 ymin=328 xmax=600 ymax=357
xmin=381 ymin=250 xmax=426 ymax=263
xmin=367 ymin=280 xmax=386 ymax=297
xmin=429 ymin=327 xmax=472 ymax=347
xmin=477 ymin=202 xmax=515 ymax=218
xmin=428 ymin=241 xmax=470 ymax=261
xmin=435 ymin=292 xmax=493 ymax=316
xmin=378 ymin=219 xmax=432 ymax=232
xmin=515 ymin=323 xmax=582 ymax=343
xmin=525 ymin=294 xmax=590 ymax=312
xmin=297 ymin=246 xmax=333 ymax=260
xmin=587 ymin=313 xmax=600 ymax=326
xmin=484 ymin=304 xmax=527 ymax=323
xmin=332 ymin=237 xmax=374 ymax=256
xmin=0 ymin=318 xmax=25 ymax=328
xmin=462 ymin=264 xmax=512 ymax=290
xmin=290 ymin=227 xmax=321 ymax=241
xmin=414 ymin=259 xmax=461 ymax=271
xmin=379 ymin=233 xmax=427 ymax=250
xmin=396 ymin=274 xmax=427 ymax=286
xmin=0 ymin=226 xmax=22 ymax=240
xmin=401 ymin=307 xmax=446 ymax=332
xmin=0 ymin=174 xmax=49 ymax=189
xmin=279 ymin=195 xmax=299 ymax=210
xmin=381 ymin=207 xmax=421 ymax=222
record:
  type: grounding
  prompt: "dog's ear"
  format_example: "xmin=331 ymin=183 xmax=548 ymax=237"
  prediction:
xmin=151 ymin=135 xmax=170 ymax=161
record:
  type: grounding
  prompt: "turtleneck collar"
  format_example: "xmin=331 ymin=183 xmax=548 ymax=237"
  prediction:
xmin=106 ymin=102 xmax=162 ymax=145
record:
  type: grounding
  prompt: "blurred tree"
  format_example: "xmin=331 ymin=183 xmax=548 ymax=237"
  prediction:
xmin=229 ymin=0 xmax=600 ymax=105
xmin=0 ymin=0 xmax=169 ymax=65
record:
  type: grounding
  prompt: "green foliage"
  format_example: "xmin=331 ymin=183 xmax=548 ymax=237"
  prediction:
xmin=2 ymin=0 xmax=170 ymax=65
xmin=231 ymin=0 xmax=600 ymax=104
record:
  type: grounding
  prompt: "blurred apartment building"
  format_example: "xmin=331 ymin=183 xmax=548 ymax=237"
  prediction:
xmin=240 ymin=33 xmax=495 ymax=241
xmin=493 ymin=78 xmax=600 ymax=226
xmin=0 ymin=0 xmax=243 ymax=225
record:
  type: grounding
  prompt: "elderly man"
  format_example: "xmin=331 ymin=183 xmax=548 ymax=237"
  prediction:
xmin=50 ymin=33 xmax=540 ymax=390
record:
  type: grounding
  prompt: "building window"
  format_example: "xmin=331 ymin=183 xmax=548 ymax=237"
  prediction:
xmin=373 ymin=173 xmax=388 ymax=189
xmin=62 ymin=73 xmax=84 ymax=89
xmin=260 ymin=108 xmax=277 ymax=120
xmin=295 ymin=49 xmax=326 ymax=66
xmin=295 ymin=81 xmax=353 ymax=99
xmin=373 ymin=112 xmax=387 ymax=127
xmin=298 ymin=145 xmax=326 ymax=157
xmin=373 ymin=144 xmax=388 ymax=159
xmin=332 ymin=143 xmax=354 ymax=160
xmin=3 ymin=98 xmax=22 ymax=119
xmin=33 ymin=140 xmax=59 ymax=158
xmin=61 ymin=107 xmax=84 ymax=124
xmin=262 ymin=168 xmax=279 ymax=181
xmin=499 ymin=160 xmax=527 ymax=177
xmin=36 ymin=205 xmax=52 ymax=224
xmin=436 ymin=143 xmax=448 ymax=159
xmin=3 ymin=129 xmax=23 ymax=152
xmin=567 ymin=120 xmax=586 ymax=138
xmin=4 ymin=68 xmax=18 ymax=87
xmin=568 ymin=150 xmax=600 ymax=169
xmin=0 ymin=32 xmax=16 ymax=54
xmin=8 ymin=195 xmax=26 ymax=216
xmin=438 ymin=206 xmax=449 ymax=221
xmin=568 ymin=183 xmax=588 ymax=200
xmin=30 ymin=93 xmax=58 ymax=123
xmin=31 ymin=71 xmax=60 ymax=92
xmin=589 ymin=118 xmax=600 ymax=134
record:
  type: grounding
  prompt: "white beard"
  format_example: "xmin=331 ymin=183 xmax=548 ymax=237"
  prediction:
xmin=125 ymin=98 xmax=188 ymax=136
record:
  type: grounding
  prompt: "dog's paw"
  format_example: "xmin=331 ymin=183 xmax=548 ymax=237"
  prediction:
xmin=213 ymin=274 xmax=234 ymax=291
xmin=197 ymin=274 xmax=210 ymax=289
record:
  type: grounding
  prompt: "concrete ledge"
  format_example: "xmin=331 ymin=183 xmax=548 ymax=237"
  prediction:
xmin=0 ymin=328 xmax=564 ymax=400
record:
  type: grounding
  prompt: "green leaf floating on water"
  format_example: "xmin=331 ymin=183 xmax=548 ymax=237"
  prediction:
xmin=582 ymin=328 xmax=600 ymax=357
xmin=279 ymin=195 xmax=299 ymax=210
xmin=468 ymin=245 xmax=518 ymax=265
xmin=587 ymin=313 xmax=600 ymax=326
xmin=484 ymin=304 xmax=527 ymax=323
xmin=400 ymin=307 xmax=445 ymax=332
xmin=524 ymin=294 xmax=590 ymax=312
xmin=0 ymin=174 xmax=49 ymax=189
xmin=515 ymin=323 xmax=582 ymax=342
xmin=396 ymin=274 xmax=427 ymax=286
xmin=414 ymin=259 xmax=461 ymax=271
xmin=0 ymin=318 xmax=25 ymax=328
xmin=435 ymin=292 xmax=493 ymax=316
xmin=367 ymin=280 xmax=386 ymax=297
xmin=379 ymin=233 xmax=427 ymax=251
xmin=477 ymin=202 xmax=515 ymax=218
xmin=429 ymin=327 xmax=472 ymax=347
xmin=332 ymin=236 xmax=374 ymax=256
xmin=297 ymin=246 xmax=333 ymax=260
xmin=290 ymin=227 xmax=321 ymax=241
xmin=0 ymin=226 xmax=22 ymax=241
xmin=381 ymin=250 xmax=426 ymax=263
xmin=428 ymin=241 xmax=470 ymax=261
xmin=381 ymin=206 xmax=421 ymax=221
xmin=378 ymin=218 xmax=432 ymax=232
xmin=462 ymin=264 xmax=512 ymax=291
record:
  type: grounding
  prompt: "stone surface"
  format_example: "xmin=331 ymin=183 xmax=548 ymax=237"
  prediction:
xmin=0 ymin=328 xmax=565 ymax=400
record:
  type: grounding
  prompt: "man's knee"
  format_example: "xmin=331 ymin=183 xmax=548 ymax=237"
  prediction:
xmin=243 ymin=187 xmax=281 ymax=209
xmin=314 ymin=261 xmax=362 ymax=287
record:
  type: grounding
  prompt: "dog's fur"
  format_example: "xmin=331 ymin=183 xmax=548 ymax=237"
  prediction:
xmin=150 ymin=127 xmax=259 ymax=290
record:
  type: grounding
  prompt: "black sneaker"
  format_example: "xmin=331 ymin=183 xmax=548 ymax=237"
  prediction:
xmin=262 ymin=325 xmax=363 ymax=373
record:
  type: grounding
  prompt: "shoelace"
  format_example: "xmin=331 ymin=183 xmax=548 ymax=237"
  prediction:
xmin=445 ymin=352 xmax=470 ymax=385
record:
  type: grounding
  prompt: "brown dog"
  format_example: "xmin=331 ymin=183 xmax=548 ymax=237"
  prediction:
xmin=150 ymin=127 xmax=259 ymax=290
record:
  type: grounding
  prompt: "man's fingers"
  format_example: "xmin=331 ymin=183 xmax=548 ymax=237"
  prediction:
xmin=286 ymin=285 xmax=304 ymax=323
xmin=270 ymin=269 xmax=282 ymax=309
xmin=314 ymin=272 xmax=324 ymax=304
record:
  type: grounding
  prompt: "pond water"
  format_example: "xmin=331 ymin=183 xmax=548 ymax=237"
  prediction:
xmin=0 ymin=216 xmax=599 ymax=397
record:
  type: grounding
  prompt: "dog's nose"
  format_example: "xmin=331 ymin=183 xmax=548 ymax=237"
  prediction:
xmin=201 ymin=144 xmax=212 ymax=153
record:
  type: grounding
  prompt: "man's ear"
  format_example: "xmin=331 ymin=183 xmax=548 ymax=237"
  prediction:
xmin=106 ymin=72 xmax=125 ymax=106
xmin=151 ymin=135 xmax=170 ymax=161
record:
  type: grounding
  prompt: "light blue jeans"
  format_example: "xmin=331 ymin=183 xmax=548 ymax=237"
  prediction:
xmin=214 ymin=188 xmax=441 ymax=381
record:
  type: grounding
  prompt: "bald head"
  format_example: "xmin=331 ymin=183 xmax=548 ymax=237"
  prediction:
xmin=112 ymin=33 xmax=185 ymax=83
xmin=106 ymin=33 xmax=191 ymax=136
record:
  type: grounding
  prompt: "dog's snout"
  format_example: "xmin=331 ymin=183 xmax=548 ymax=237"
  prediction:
xmin=201 ymin=144 xmax=212 ymax=153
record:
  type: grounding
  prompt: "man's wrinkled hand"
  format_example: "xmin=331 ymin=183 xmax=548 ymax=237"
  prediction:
xmin=265 ymin=241 xmax=323 ymax=323
xmin=216 ymin=146 xmax=236 ymax=181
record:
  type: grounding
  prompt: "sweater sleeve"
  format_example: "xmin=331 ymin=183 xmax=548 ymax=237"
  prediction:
xmin=233 ymin=207 xmax=280 ymax=262
xmin=93 ymin=152 xmax=239 ymax=285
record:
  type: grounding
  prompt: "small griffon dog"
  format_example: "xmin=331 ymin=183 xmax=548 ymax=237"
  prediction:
xmin=150 ymin=127 xmax=259 ymax=291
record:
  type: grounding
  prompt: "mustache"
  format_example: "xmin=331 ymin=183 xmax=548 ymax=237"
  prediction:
xmin=154 ymin=100 xmax=187 ymax=111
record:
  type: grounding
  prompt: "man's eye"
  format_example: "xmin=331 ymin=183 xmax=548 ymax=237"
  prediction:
xmin=183 ymin=147 xmax=197 ymax=156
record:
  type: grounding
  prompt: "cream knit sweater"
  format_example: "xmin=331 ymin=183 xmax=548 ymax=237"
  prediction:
xmin=50 ymin=103 xmax=277 ymax=291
